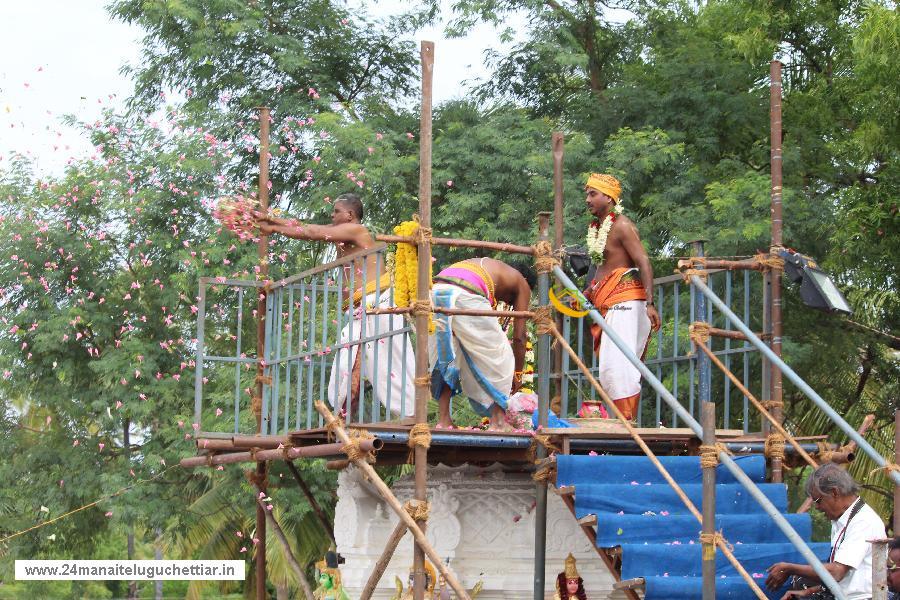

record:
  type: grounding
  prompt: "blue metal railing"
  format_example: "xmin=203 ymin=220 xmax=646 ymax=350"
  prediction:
xmin=193 ymin=245 xmax=415 ymax=435
xmin=556 ymin=267 xmax=765 ymax=431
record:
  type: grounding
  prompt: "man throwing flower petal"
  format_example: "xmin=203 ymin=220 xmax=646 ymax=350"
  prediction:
xmin=582 ymin=173 xmax=660 ymax=420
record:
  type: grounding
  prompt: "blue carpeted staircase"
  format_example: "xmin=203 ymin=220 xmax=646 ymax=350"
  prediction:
xmin=556 ymin=454 xmax=831 ymax=599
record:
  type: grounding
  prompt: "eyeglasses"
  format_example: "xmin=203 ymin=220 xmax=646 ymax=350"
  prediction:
xmin=888 ymin=559 xmax=900 ymax=572
xmin=810 ymin=495 xmax=823 ymax=505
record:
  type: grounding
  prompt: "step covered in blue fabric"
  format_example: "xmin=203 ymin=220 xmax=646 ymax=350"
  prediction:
xmin=557 ymin=454 xmax=766 ymax=487
xmin=594 ymin=512 xmax=811 ymax=546
xmin=623 ymin=542 xmax=831 ymax=600
xmin=641 ymin=573 xmax=805 ymax=600
xmin=572 ymin=482 xmax=788 ymax=517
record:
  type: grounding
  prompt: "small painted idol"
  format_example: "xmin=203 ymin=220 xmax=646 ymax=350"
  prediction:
xmin=555 ymin=553 xmax=588 ymax=600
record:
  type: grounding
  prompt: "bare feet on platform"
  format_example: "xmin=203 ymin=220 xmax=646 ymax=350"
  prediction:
xmin=486 ymin=404 xmax=513 ymax=432
xmin=435 ymin=419 xmax=457 ymax=430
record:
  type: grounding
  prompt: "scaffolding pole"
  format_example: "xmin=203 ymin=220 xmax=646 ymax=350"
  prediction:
xmin=412 ymin=40 xmax=434 ymax=600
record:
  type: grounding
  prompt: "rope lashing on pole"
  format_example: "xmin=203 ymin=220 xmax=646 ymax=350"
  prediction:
xmin=764 ymin=433 xmax=786 ymax=462
xmin=404 ymin=499 xmax=431 ymax=523
xmin=528 ymin=434 xmax=561 ymax=463
xmin=413 ymin=215 xmax=433 ymax=245
xmin=761 ymin=249 xmax=786 ymax=270
xmin=680 ymin=268 xmax=708 ymax=284
xmin=816 ymin=441 xmax=835 ymax=464
xmin=407 ymin=423 xmax=432 ymax=463
xmin=342 ymin=428 xmax=377 ymax=463
xmin=532 ymin=240 xmax=560 ymax=274
xmin=532 ymin=462 xmax=556 ymax=483
xmin=690 ymin=322 xmax=711 ymax=344
xmin=410 ymin=299 xmax=433 ymax=317
xmin=325 ymin=414 xmax=346 ymax=442
xmin=699 ymin=531 xmax=734 ymax=552
xmin=531 ymin=305 xmax=556 ymax=336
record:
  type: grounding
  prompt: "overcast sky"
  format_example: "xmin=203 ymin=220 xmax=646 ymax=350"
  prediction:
xmin=0 ymin=1 xmax=513 ymax=176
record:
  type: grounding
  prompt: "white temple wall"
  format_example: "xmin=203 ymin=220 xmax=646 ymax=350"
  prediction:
xmin=334 ymin=463 xmax=631 ymax=599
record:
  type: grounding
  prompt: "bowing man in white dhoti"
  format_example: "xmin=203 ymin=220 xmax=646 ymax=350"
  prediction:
xmin=257 ymin=193 xmax=415 ymax=418
xmin=429 ymin=258 xmax=534 ymax=431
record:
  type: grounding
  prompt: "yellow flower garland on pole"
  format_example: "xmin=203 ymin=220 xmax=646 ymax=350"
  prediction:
xmin=392 ymin=220 xmax=434 ymax=332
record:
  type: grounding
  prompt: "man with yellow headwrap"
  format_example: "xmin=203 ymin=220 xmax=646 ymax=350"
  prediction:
xmin=581 ymin=173 xmax=660 ymax=420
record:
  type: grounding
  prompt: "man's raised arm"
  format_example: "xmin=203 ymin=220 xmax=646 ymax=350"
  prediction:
xmin=258 ymin=215 xmax=367 ymax=245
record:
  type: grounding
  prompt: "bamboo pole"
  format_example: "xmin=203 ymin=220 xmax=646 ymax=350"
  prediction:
xmin=692 ymin=333 xmax=818 ymax=469
xmin=770 ymin=60 xmax=785 ymax=484
xmin=253 ymin=485 xmax=315 ymax=600
xmin=255 ymin=105 xmax=271 ymax=600
xmin=705 ymin=327 xmax=751 ymax=341
xmin=701 ymin=402 xmax=716 ymax=600
xmin=376 ymin=234 xmax=534 ymax=255
xmin=413 ymin=40 xmax=435 ymax=600
xmin=314 ymin=401 xmax=472 ymax=600
xmin=678 ymin=257 xmax=772 ymax=272
xmin=359 ymin=518 xmax=410 ymax=600
xmin=234 ymin=435 xmax=291 ymax=448
xmin=545 ymin=324 xmax=768 ymax=600
xmin=533 ymin=213 xmax=551 ymax=599
xmin=551 ymin=133 xmax=565 ymax=409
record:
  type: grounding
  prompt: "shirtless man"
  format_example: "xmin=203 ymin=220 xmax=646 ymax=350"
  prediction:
xmin=429 ymin=257 xmax=534 ymax=430
xmin=257 ymin=193 xmax=415 ymax=418
xmin=582 ymin=173 xmax=660 ymax=420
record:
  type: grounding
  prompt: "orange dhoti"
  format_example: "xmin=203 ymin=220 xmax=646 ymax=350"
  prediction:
xmin=586 ymin=268 xmax=652 ymax=420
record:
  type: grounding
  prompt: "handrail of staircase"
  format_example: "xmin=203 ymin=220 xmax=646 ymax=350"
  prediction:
xmin=691 ymin=275 xmax=900 ymax=488
xmin=552 ymin=266 xmax=847 ymax=600
xmin=547 ymin=319 xmax=768 ymax=599
xmin=690 ymin=331 xmax=819 ymax=469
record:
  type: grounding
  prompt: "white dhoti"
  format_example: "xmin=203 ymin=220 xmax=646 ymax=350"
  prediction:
xmin=596 ymin=299 xmax=652 ymax=418
xmin=429 ymin=283 xmax=514 ymax=416
xmin=327 ymin=288 xmax=415 ymax=417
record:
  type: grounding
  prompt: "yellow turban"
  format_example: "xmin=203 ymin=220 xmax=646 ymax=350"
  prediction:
xmin=586 ymin=173 xmax=622 ymax=202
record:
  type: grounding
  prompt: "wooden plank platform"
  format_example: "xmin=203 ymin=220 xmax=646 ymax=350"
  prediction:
xmin=543 ymin=426 xmax=745 ymax=440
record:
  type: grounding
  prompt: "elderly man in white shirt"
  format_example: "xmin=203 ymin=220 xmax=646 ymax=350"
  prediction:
xmin=766 ymin=463 xmax=886 ymax=599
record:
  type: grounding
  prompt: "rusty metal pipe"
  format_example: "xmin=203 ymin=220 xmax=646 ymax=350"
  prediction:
xmin=180 ymin=439 xmax=382 ymax=468
xmin=232 ymin=435 xmax=290 ymax=448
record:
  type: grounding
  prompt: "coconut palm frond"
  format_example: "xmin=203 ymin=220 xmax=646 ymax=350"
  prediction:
xmin=264 ymin=505 xmax=326 ymax=593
